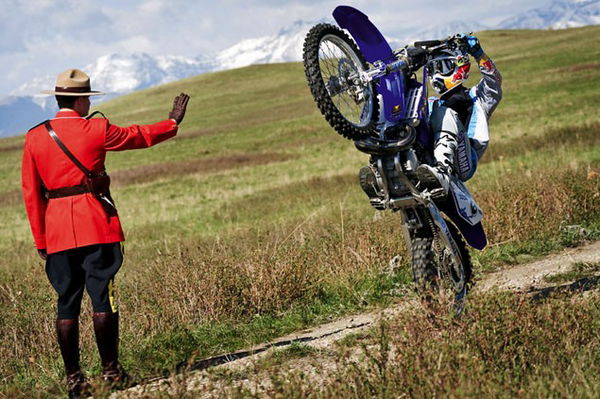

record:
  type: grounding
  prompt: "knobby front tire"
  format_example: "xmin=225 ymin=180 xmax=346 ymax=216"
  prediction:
xmin=303 ymin=23 xmax=379 ymax=140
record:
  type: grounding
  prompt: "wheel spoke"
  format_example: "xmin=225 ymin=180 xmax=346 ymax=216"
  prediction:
xmin=304 ymin=25 xmax=380 ymax=139
xmin=317 ymin=34 xmax=373 ymax=127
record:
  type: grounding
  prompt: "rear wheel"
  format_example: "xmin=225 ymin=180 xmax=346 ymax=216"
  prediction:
xmin=411 ymin=235 xmax=438 ymax=292
xmin=410 ymin=220 xmax=472 ymax=313
xmin=303 ymin=23 xmax=379 ymax=140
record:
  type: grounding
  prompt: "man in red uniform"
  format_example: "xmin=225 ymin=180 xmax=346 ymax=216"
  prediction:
xmin=21 ymin=68 xmax=190 ymax=398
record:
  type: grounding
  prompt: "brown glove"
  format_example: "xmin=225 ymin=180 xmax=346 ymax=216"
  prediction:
xmin=38 ymin=249 xmax=47 ymax=261
xmin=168 ymin=93 xmax=190 ymax=125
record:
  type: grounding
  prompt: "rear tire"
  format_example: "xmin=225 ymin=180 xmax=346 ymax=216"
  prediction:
xmin=410 ymin=221 xmax=472 ymax=311
xmin=303 ymin=23 xmax=379 ymax=140
xmin=411 ymin=235 xmax=438 ymax=292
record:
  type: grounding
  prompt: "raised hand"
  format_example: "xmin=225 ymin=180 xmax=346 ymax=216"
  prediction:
xmin=464 ymin=34 xmax=483 ymax=58
xmin=168 ymin=93 xmax=191 ymax=125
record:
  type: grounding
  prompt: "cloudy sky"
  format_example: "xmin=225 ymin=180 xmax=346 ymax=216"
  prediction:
xmin=1 ymin=0 xmax=550 ymax=96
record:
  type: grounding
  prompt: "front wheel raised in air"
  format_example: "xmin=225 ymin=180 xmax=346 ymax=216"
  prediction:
xmin=302 ymin=23 xmax=379 ymax=140
xmin=411 ymin=221 xmax=472 ymax=312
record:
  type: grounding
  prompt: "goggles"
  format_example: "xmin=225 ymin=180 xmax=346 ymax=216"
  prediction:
xmin=427 ymin=54 xmax=469 ymax=76
xmin=428 ymin=57 xmax=456 ymax=76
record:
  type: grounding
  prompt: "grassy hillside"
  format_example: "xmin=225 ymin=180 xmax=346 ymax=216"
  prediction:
xmin=0 ymin=26 xmax=599 ymax=396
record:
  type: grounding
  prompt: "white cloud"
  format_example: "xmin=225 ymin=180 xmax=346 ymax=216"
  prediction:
xmin=1 ymin=0 xmax=553 ymax=95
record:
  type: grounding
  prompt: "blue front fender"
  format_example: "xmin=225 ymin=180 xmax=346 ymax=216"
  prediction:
xmin=333 ymin=5 xmax=405 ymax=122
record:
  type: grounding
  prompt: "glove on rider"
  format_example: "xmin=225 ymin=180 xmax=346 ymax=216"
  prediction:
xmin=169 ymin=93 xmax=190 ymax=125
xmin=464 ymin=34 xmax=483 ymax=58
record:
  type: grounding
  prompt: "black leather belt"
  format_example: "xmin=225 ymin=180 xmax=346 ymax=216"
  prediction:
xmin=47 ymin=184 xmax=91 ymax=199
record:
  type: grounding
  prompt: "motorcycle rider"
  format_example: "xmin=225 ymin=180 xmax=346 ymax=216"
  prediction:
xmin=416 ymin=35 xmax=502 ymax=194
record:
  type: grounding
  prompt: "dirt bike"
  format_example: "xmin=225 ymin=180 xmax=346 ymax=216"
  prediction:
xmin=302 ymin=6 xmax=488 ymax=311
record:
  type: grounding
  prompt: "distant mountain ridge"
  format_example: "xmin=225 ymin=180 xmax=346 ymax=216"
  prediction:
xmin=215 ymin=20 xmax=323 ymax=70
xmin=499 ymin=0 xmax=599 ymax=29
xmin=11 ymin=53 xmax=215 ymax=106
xmin=0 ymin=96 xmax=50 ymax=138
xmin=1 ymin=0 xmax=598 ymax=138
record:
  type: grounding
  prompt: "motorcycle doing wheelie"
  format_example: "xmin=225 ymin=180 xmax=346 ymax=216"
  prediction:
xmin=303 ymin=6 xmax=488 ymax=309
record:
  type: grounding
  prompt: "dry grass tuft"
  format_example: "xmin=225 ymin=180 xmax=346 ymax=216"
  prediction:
xmin=477 ymin=167 xmax=599 ymax=245
xmin=483 ymin=122 xmax=600 ymax=163
xmin=0 ymin=190 xmax=22 ymax=207
xmin=125 ymin=216 xmax=406 ymax=329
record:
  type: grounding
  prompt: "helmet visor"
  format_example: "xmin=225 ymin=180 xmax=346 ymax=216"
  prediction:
xmin=427 ymin=57 xmax=456 ymax=76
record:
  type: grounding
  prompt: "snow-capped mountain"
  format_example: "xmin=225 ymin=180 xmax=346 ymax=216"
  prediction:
xmin=0 ymin=21 xmax=320 ymax=138
xmin=213 ymin=1 xmax=600 ymax=67
xmin=498 ymin=0 xmax=600 ymax=29
xmin=215 ymin=20 xmax=323 ymax=70
xmin=85 ymin=53 xmax=214 ymax=97
xmin=1 ymin=53 xmax=215 ymax=137
xmin=12 ymin=53 xmax=214 ymax=100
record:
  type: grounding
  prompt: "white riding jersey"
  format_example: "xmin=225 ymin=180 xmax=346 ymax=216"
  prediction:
xmin=428 ymin=55 xmax=502 ymax=180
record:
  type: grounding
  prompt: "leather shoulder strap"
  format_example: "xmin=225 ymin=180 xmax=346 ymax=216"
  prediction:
xmin=85 ymin=110 xmax=107 ymax=120
xmin=28 ymin=120 xmax=47 ymax=132
xmin=44 ymin=120 xmax=92 ymax=177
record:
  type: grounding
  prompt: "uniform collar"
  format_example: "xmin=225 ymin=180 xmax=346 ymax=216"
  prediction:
xmin=55 ymin=109 xmax=83 ymax=118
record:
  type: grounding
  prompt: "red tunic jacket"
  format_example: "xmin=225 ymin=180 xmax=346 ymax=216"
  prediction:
xmin=21 ymin=110 xmax=178 ymax=254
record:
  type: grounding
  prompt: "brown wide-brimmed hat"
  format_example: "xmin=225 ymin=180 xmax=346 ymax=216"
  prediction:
xmin=41 ymin=68 xmax=104 ymax=96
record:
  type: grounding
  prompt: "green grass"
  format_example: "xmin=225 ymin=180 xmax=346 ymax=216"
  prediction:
xmin=1 ymin=26 xmax=599 ymax=396
xmin=543 ymin=261 xmax=600 ymax=284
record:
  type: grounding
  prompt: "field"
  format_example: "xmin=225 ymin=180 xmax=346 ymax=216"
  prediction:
xmin=0 ymin=26 xmax=599 ymax=397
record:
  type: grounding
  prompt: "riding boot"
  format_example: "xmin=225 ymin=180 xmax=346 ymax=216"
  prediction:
xmin=56 ymin=319 xmax=90 ymax=398
xmin=417 ymin=163 xmax=451 ymax=194
xmin=93 ymin=312 xmax=129 ymax=387
xmin=417 ymin=130 xmax=457 ymax=195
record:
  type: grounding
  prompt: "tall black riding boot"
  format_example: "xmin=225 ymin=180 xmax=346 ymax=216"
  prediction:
xmin=56 ymin=319 xmax=90 ymax=399
xmin=93 ymin=312 xmax=129 ymax=387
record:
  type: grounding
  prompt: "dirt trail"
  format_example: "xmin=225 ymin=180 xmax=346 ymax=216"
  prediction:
xmin=115 ymin=240 xmax=600 ymax=398
xmin=478 ymin=240 xmax=600 ymax=291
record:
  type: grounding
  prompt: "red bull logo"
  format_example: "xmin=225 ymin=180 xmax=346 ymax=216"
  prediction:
xmin=478 ymin=55 xmax=495 ymax=73
xmin=452 ymin=63 xmax=471 ymax=83
xmin=481 ymin=59 xmax=494 ymax=73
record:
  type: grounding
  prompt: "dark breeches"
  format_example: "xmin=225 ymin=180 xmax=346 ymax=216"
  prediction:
xmin=45 ymin=243 xmax=123 ymax=319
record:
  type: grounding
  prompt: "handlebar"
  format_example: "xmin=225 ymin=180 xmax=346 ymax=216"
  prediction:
xmin=413 ymin=40 xmax=443 ymax=48
xmin=413 ymin=33 xmax=472 ymax=54
xmin=359 ymin=33 xmax=473 ymax=82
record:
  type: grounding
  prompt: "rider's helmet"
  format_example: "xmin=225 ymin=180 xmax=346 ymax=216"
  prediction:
xmin=427 ymin=49 xmax=471 ymax=95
